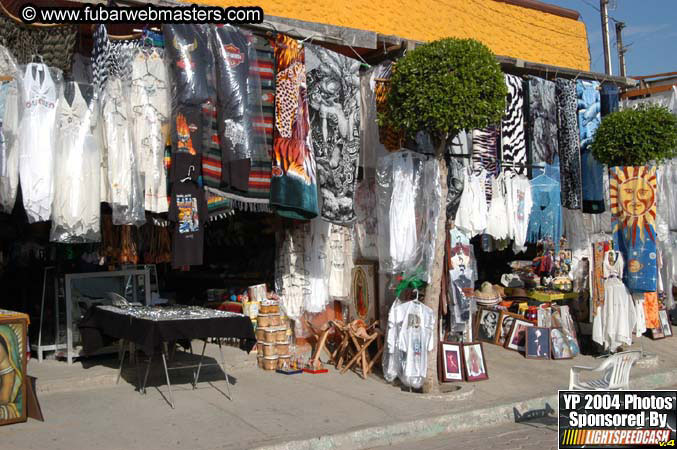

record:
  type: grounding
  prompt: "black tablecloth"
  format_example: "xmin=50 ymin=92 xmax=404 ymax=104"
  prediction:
xmin=80 ymin=306 xmax=256 ymax=355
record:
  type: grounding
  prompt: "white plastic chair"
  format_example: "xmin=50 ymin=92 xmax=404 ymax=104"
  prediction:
xmin=569 ymin=350 xmax=641 ymax=391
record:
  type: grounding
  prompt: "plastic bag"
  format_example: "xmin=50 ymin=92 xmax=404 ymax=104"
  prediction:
xmin=163 ymin=24 xmax=215 ymax=107
xmin=17 ymin=62 xmax=62 ymax=223
xmin=102 ymin=75 xmax=145 ymax=226
xmin=50 ymin=81 xmax=102 ymax=243
xmin=130 ymin=46 xmax=171 ymax=214
xmin=0 ymin=77 xmax=19 ymax=212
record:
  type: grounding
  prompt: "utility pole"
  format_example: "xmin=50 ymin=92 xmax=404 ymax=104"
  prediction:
xmin=600 ymin=0 xmax=613 ymax=75
xmin=615 ymin=21 xmax=627 ymax=77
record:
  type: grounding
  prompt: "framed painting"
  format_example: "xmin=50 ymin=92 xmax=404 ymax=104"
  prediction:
xmin=659 ymin=310 xmax=672 ymax=338
xmin=550 ymin=328 xmax=573 ymax=359
xmin=648 ymin=327 xmax=665 ymax=340
xmin=461 ymin=342 xmax=489 ymax=382
xmin=474 ymin=308 xmax=500 ymax=344
xmin=440 ymin=341 xmax=463 ymax=382
xmin=350 ymin=261 xmax=378 ymax=324
xmin=504 ymin=318 xmax=533 ymax=352
xmin=525 ymin=327 xmax=551 ymax=360
xmin=494 ymin=311 xmax=522 ymax=347
xmin=0 ymin=311 xmax=28 ymax=426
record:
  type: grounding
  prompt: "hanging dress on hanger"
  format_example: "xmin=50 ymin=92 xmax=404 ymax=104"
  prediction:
xmin=454 ymin=168 xmax=488 ymax=237
xmin=486 ymin=173 xmax=508 ymax=240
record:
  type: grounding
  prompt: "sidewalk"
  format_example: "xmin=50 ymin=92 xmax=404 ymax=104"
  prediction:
xmin=7 ymin=334 xmax=677 ymax=450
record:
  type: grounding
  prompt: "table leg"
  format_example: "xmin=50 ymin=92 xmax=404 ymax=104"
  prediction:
xmin=193 ymin=340 xmax=207 ymax=389
xmin=217 ymin=339 xmax=232 ymax=400
xmin=116 ymin=339 xmax=127 ymax=384
xmin=141 ymin=355 xmax=153 ymax=395
xmin=161 ymin=348 xmax=175 ymax=409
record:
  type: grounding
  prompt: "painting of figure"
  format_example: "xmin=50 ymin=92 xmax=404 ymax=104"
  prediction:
xmin=0 ymin=315 xmax=27 ymax=426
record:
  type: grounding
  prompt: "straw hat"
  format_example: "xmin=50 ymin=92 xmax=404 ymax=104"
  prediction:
xmin=504 ymin=287 xmax=531 ymax=301
xmin=473 ymin=282 xmax=501 ymax=306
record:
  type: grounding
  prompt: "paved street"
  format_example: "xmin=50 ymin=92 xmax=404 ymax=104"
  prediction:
xmin=370 ymin=419 xmax=559 ymax=450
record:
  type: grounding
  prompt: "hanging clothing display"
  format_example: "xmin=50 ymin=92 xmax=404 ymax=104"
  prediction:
xmin=328 ymin=224 xmax=354 ymax=300
xmin=359 ymin=63 xmax=389 ymax=170
xmin=385 ymin=152 xmax=417 ymax=269
xmin=304 ymin=218 xmax=330 ymax=313
xmin=556 ymin=78 xmax=582 ymax=210
xmin=130 ymin=47 xmax=170 ymax=213
xmin=385 ymin=299 xmax=435 ymax=389
xmin=18 ymin=63 xmax=61 ymax=223
xmin=51 ymin=82 xmax=101 ymax=243
xmin=486 ymin=173 xmax=509 ymax=240
xmin=592 ymin=250 xmax=637 ymax=350
xmin=472 ymin=126 xmax=499 ymax=201
xmin=610 ymin=166 xmax=658 ymax=292
xmin=270 ymin=35 xmax=319 ymax=220
xmin=454 ymin=168 xmax=488 ymax=238
xmin=643 ymin=291 xmax=660 ymax=329
xmin=169 ymin=180 xmax=208 ymax=268
xmin=508 ymin=173 xmax=533 ymax=253
xmin=305 ymin=44 xmax=361 ymax=225
xmin=102 ymin=77 xmax=145 ymax=226
xmin=163 ymin=24 xmax=214 ymax=106
xmin=526 ymin=174 xmax=562 ymax=251
xmin=91 ymin=25 xmax=141 ymax=97
xmin=275 ymin=223 xmax=309 ymax=320
xmin=600 ymin=83 xmax=619 ymax=117
xmin=526 ymin=77 xmax=558 ymax=166
xmin=577 ymin=80 xmax=605 ymax=214
xmin=354 ymin=177 xmax=378 ymax=260
xmin=170 ymin=105 xmax=202 ymax=182
xmin=445 ymin=154 xmax=466 ymax=223
xmin=0 ymin=78 xmax=18 ymax=213
xmin=0 ymin=44 xmax=18 ymax=76
xmin=591 ymin=241 xmax=611 ymax=317
xmin=200 ymin=100 xmax=222 ymax=188
xmin=501 ymin=74 xmax=527 ymax=175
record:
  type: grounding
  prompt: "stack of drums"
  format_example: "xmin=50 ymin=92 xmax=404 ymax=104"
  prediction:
xmin=256 ymin=300 xmax=292 ymax=370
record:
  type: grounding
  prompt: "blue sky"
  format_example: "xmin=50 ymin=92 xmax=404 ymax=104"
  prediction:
xmin=544 ymin=0 xmax=677 ymax=76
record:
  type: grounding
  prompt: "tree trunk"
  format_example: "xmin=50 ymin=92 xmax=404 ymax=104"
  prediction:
xmin=422 ymin=139 xmax=449 ymax=394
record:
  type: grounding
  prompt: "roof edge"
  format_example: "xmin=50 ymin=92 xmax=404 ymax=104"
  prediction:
xmin=493 ymin=0 xmax=581 ymax=21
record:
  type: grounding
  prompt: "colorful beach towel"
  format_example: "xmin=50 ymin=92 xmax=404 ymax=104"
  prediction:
xmin=269 ymin=35 xmax=319 ymax=220
xmin=556 ymin=78 xmax=583 ymax=210
xmin=577 ymin=80 xmax=605 ymax=214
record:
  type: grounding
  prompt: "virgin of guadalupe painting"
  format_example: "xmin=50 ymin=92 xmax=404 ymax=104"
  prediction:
xmin=350 ymin=263 xmax=377 ymax=324
xmin=0 ymin=311 xmax=27 ymax=426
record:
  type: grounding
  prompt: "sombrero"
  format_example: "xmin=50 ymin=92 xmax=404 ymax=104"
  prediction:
xmin=473 ymin=282 xmax=501 ymax=306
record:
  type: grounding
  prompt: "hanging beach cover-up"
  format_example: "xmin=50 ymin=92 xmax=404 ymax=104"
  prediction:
xmin=577 ymin=80 xmax=605 ymax=214
xmin=305 ymin=44 xmax=361 ymax=225
xmin=526 ymin=174 xmax=562 ymax=252
xmin=556 ymin=78 xmax=583 ymax=210
xmin=610 ymin=166 xmax=658 ymax=292
xmin=270 ymin=35 xmax=318 ymax=220
xmin=527 ymin=77 xmax=558 ymax=166
xmin=501 ymin=74 xmax=527 ymax=175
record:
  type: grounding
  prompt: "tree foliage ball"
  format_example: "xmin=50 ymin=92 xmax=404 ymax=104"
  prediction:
xmin=590 ymin=105 xmax=677 ymax=167
xmin=384 ymin=38 xmax=507 ymax=139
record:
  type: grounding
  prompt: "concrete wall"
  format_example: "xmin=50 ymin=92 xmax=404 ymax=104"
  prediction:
xmin=197 ymin=0 xmax=590 ymax=71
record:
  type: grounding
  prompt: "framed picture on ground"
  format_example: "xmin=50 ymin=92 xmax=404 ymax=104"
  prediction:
xmin=550 ymin=328 xmax=573 ymax=359
xmin=504 ymin=318 xmax=533 ymax=352
xmin=659 ymin=310 xmax=672 ymax=337
xmin=474 ymin=308 xmax=500 ymax=344
xmin=440 ymin=342 xmax=464 ymax=382
xmin=350 ymin=261 xmax=378 ymax=324
xmin=525 ymin=327 xmax=551 ymax=359
xmin=0 ymin=310 xmax=28 ymax=426
xmin=648 ymin=327 xmax=665 ymax=340
xmin=494 ymin=312 xmax=522 ymax=347
xmin=461 ymin=342 xmax=489 ymax=382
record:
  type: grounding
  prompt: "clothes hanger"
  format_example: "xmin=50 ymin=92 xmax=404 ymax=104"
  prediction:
xmin=180 ymin=165 xmax=195 ymax=183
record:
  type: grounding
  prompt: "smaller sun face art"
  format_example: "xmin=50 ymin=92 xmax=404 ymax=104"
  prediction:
xmin=610 ymin=166 xmax=657 ymax=247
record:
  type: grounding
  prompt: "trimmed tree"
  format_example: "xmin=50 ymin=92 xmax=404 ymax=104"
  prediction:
xmin=590 ymin=104 xmax=677 ymax=167
xmin=382 ymin=38 xmax=506 ymax=393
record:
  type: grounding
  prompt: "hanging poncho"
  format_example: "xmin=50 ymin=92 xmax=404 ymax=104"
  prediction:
xmin=556 ymin=78 xmax=582 ymax=210
xmin=269 ymin=35 xmax=319 ymax=219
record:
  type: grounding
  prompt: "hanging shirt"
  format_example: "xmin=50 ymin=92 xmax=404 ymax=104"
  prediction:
xmin=486 ymin=173 xmax=509 ymax=240
xmin=509 ymin=174 xmax=533 ymax=253
xmin=163 ymin=24 xmax=214 ymax=106
xmin=18 ymin=63 xmax=59 ymax=223
xmin=328 ymin=224 xmax=354 ymax=301
xmin=169 ymin=181 xmax=208 ymax=268
xmin=394 ymin=301 xmax=435 ymax=387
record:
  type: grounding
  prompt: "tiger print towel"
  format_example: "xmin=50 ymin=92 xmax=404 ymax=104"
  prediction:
xmin=556 ymin=78 xmax=582 ymax=210
xmin=269 ymin=35 xmax=319 ymax=220
xmin=527 ymin=77 xmax=558 ymax=166
xmin=502 ymin=74 xmax=527 ymax=175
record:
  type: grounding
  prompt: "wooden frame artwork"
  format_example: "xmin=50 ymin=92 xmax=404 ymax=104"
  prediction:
xmin=648 ymin=327 xmax=665 ymax=340
xmin=494 ymin=311 xmax=522 ymax=347
xmin=504 ymin=318 xmax=533 ymax=352
xmin=350 ymin=261 xmax=378 ymax=324
xmin=474 ymin=308 xmax=500 ymax=344
xmin=525 ymin=327 xmax=551 ymax=360
xmin=550 ymin=328 xmax=573 ymax=360
xmin=440 ymin=341 xmax=464 ymax=382
xmin=461 ymin=342 xmax=489 ymax=382
xmin=0 ymin=314 xmax=28 ymax=426
xmin=659 ymin=310 xmax=672 ymax=338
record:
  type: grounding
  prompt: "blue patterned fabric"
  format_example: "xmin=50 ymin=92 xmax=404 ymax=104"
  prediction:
xmin=600 ymin=83 xmax=619 ymax=117
xmin=527 ymin=174 xmax=563 ymax=252
xmin=577 ymin=80 xmax=605 ymax=214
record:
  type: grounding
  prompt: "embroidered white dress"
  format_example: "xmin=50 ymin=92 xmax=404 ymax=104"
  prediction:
xmin=0 ymin=79 xmax=19 ymax=213
xmin=455 ymin=169 xmax=488 ymax=237
xmin=486 ymin=173 xmax=509 ymax=240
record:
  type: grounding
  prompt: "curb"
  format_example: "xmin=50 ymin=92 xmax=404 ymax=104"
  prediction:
xmin=252 ymin=368 xmax=677 ymax=450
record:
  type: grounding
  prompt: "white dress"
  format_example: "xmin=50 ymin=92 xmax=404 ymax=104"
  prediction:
xmin=389 ymin=152 xmax=417 ymax=269
xmin=19 ymin=63 xmax=59 ymax=223
xmin=593 ymin=251 xmax=637 ymax=350
xmin=304 ymin=218 xmax=330 ymax=313
xmin=51 ymin=83 xmax=101 ymax=243
xmin=486 ymin=173 xmax=508 ymax=240
xmin=510 ymin=174 xmax=533 ymax=253
xmin=0 ymin=79 xmax=19 ymax=213
xmin=454 ymin=169 xmax=488 ymax=237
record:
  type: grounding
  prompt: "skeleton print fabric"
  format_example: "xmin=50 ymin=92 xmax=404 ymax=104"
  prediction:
xmin=556 ymin=78 xmax=582 ymax=210
xmin=305 ymin=44 xmax=361 ymax=225
xmin=501 ymin=74 xmax=527 ymax=175
xmin=527 ymin=77 xmax=558 ymax=166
